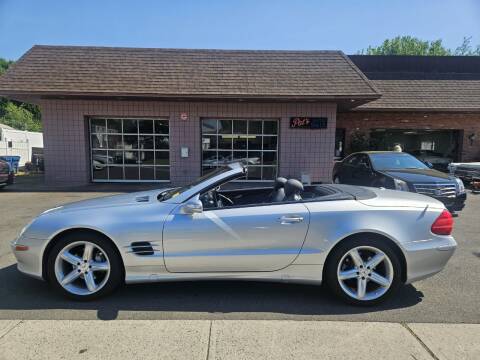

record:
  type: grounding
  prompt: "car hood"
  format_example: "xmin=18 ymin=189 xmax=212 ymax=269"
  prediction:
xmin=378 ymin=168 xmax=454 ymax=183
xmin=50 ymin=189 xmax=170 ymax=213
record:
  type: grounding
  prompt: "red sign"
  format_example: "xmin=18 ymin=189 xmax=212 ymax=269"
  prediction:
xmin=180 ymin=112 xmax=188 ymax=121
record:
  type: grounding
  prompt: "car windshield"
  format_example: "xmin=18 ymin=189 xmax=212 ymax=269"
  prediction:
xmin=158 ymin=166 xmax=232 ymax=201
xmin=369 ymin=153 xmax=429 ymax=171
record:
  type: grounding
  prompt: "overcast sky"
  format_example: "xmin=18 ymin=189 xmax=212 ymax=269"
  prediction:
xmin=1 ymin=0 xmax=479 ymax=60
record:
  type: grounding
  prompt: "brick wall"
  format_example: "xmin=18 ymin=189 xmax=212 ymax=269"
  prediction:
xmin=40 ymin=99 xmax=336 ymax=186
xmin=337 ymin=111 xmax=480 ymax=161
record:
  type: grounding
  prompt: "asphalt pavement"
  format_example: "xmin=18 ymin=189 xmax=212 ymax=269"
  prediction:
xmin=0 ymin=175 xmax=479 ymax=323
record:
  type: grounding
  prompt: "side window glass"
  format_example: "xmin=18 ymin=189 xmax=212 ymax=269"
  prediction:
xmin=346 ymin=155 xmax=359 ymax=166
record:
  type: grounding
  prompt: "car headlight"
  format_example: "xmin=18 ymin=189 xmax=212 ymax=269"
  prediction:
xmin=455 ymin=177 xmax=465 ymax=194
xmin=393 ymin=178 xmax=409 ymax=192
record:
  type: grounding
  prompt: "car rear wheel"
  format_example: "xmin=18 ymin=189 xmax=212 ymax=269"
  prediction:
xmin=325 ymin=236 xmax=402 ymax=306
xmin=46 ymin=233 xmax=123 ymax=301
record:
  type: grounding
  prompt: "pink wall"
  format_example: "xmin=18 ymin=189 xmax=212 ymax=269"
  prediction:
xmin=40 ymin=99 xmax=337 ymax=185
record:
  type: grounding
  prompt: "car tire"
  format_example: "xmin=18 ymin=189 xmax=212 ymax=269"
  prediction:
xmin=324 ymin=236 xmax=402 ymax=306
xmin=46 ymin=232 xmax=123 ymax=301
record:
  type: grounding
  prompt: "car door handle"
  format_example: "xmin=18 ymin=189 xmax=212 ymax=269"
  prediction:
xmin=279 ymin=215 xmax=304 ymax=224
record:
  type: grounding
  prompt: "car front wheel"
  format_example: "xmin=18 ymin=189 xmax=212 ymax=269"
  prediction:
xmin=46 ymin=233 xmax=123 ymax=300
xmin=325 ymin=237 xmax=402 ymax=306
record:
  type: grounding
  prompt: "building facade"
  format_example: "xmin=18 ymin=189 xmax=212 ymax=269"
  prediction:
xmin=0 ymin=46 xmax=479 ymax=186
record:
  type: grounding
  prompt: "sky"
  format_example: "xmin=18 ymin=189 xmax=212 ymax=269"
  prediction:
xmin=0 ymin=0 xmax=479 ymax=60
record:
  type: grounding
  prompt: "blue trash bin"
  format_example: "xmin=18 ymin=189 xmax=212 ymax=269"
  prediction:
xmin=0 ymin=156 xmax=21 ymax=173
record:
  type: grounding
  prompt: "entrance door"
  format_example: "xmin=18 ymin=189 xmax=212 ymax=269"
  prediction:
xmin=163 ymin=202 xmax=310 ymax=272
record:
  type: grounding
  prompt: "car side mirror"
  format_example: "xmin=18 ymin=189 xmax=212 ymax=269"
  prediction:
xmin=180 ymin=196 xmax=203 ymax=215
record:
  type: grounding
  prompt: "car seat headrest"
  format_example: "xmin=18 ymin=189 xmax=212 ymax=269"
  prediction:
xmin=273 ymin=177 xmax=288 ymax=190
xmin=284 ymin=179 xmax=304 ymax=197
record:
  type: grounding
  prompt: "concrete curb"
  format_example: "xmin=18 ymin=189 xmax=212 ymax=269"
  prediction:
xmin=0 ymin=320 xmax=478 ymax=360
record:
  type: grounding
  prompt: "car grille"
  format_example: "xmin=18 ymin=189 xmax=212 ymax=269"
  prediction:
xmin=413 ymin=183 xmax=457 ymax=198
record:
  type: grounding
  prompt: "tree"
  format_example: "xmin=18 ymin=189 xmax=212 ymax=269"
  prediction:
xmin=0 ymin=57 xmax=42 ymax=132
xmin=359 ymin=36 xmax=452 ymax=56
xmin=455 ymin=36 xmax=480 ymax=55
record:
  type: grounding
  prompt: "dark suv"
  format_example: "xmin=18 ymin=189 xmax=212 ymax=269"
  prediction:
xmin=0 ymin=159 xmax=14 ymax=189
xmin=333 ymin=151 xmax=466 ymax=212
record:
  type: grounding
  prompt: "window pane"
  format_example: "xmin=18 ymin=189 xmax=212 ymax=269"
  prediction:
xmin=139 ymin=135 xmax=154 ymax=149
xmin=91 ymin=134 xmax=107 ymax=149
xmin=247 ymin=166 xmax=261 ymax=180
xmin=108 ymin=166 xmax=123 ymax=180
xmin=92 ymin=150 xmax=108 ymax=170
xmin=154 ymin=120 xmax=169 ymax=134
xmin=124 ymin=166 xmax=139 ymax=180
xmin=247 ymin=151 xmax=262 ymax=165
xmin=219 ymin=150 xmax=233 ymax=163
xmin=262 ymin=152 xmax=277 ymax=165
xmin=138 ymin=119 xmax=153 ymax=133
xmin=233 ymin=136 xmax=247 ymax=150
xmin=218 ymin=135 xmax=232 ymax=149
xmin=107 ymin=119 xmax=122 ymax=133
xmin=123 ymin=119 xmax=138 ymax=133
xmin=248 ymin=120 xmax=262 ymax=134
xmin=202 ymin=136 xmax=217 ymax=151
xmin=140 ymin=151 xmax=155 ymax=165
xmin=123 ymin=135 xmax=138 ymax=149
xmin=155 ymin=151 xmax=169 ymax=165
xmin=263 ymin=136 xmax=277 ymax=150
xmin=218 ymin=120 xmax=232 ymax=134
xmin=263 ymin=121 xmax=278 ymax=135
xmin=202 ymin=119 xmax=217 ymax=134
xmin=91 ymin=119 xmax=106 ymax=133
xmin=124 ymin=151 xmax=139 ymax=164
xmin=202 ymin=151 xmax=217 ymax=166
xmin=262 ymin=167 xmax=276 ymax=180
xmin=155 ymin=136 xmax=169 ymax=149
xmin=248 ymin=136 xmax=262 ymax=150
xmin=233 ymin=120 xmax=247 ymax=134
xmin=202 ymin=166 xmax=217 ymax=176
xmin=232 ymin=151 xmax=247 ymax=162
xmin=107 ymin=135 xmax=123 ymax=149
xmin=155 ymin=167 xmax=170 ymax=180
xmin=140 ymin=166 xmax=155 ymax=180
xmin=108 ymin=151 xmax=123 ymax=165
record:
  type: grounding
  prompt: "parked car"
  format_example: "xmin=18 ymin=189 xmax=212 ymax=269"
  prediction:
xmin=0 ymin=159 xmax=14 ymax=188
xmin=448 ymin=162 xmax=480 ymax=182
xmin=333 ymin=151 xmax=466 ymax=212
xmin=410 ymin=150 xmax=453 ymax=171
xmin=12 ymin=162 xmax=456 ymax=305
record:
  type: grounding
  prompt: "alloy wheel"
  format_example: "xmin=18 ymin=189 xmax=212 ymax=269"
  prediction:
xmin=54 ymin=241 xmax=111 ymax=296
xmin=336 ymin=246 xmax=394 ymax=301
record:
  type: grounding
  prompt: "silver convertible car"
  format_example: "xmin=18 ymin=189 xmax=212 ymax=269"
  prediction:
xmin=12 ymin=162 xmax=456 ymax=305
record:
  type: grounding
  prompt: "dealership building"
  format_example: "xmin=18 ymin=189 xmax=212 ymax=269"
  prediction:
xmin=0 ymin=46 xmax=479 ymax=186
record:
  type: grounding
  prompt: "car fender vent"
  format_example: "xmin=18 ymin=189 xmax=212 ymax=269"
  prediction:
xmin=135 ymin=195 xmax=150 ymax=202
xmin=130 ymin=241 xmax=154 ymax=255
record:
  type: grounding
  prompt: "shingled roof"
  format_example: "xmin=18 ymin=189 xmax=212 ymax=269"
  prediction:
xmin=0 ymin=45 xmax=379 ymax=101
xmin=349 ymin=55 xmax=480 ymax=111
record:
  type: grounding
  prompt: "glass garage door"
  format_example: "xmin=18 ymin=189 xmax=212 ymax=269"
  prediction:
xmin=201 ymin=119 xmax=278 ymax=180
xmin=89 ymin=118 xmax=169 ymax=182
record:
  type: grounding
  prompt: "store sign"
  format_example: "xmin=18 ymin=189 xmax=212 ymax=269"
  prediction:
xmin=290 ymin=117 xmax=328 ymax=129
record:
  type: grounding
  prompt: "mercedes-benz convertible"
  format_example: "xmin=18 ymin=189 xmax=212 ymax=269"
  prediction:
xmin=12 ymin=162 xmax=456 ymax=305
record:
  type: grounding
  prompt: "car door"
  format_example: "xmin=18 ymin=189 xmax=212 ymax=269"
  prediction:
xmin=162 ymin=199 xmax=310 ymax=273
xmin=351 ymin=154 xmax=374 ymax=186
xmin=338 ymin=154 xmax=360 ymax=184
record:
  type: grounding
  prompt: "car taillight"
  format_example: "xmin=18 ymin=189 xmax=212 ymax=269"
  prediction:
xmin=431 ymin=210 xmax=453 ymax=235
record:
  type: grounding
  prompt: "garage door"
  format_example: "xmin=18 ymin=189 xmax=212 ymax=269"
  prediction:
xmin=89 ymin=118 xmax=169 ymax=182
xmin=201 ymin=118 xmax=278 ymax=180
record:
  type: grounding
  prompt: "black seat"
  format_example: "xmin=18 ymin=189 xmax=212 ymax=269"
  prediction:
xmin=270 ymin=177 xmax=287 ymax=202
xmin=284 ymin=179 xmax=304 ymax=201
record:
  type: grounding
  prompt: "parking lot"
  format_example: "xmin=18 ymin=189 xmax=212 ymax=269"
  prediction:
xmin=0 ymin=175 xmax=479 ymax=323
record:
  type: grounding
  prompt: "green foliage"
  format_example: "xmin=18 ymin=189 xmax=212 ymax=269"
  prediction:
xmin=0 ymin=57 xmax=42 ymax=132
xmin=360 ymin=35 xmax=480 ymax=56
xmin=360 ymin=36 xmax=452 ymax=56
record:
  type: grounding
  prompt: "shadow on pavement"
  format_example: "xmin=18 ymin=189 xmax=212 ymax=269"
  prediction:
xmin=0 ymin=264 xmax=423 ymax=320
